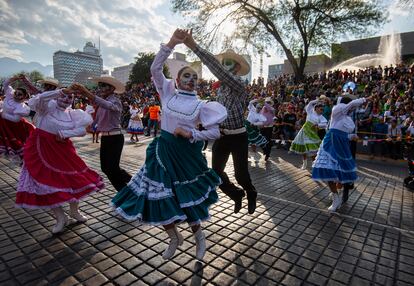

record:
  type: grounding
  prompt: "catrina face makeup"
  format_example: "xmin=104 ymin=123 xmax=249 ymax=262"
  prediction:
xmin=177 ymin=67 xmax=198 ymax=91
xmin=57 ymin=91 xmax=74 ymax=109
xmin=222 ymin=58 xmax=241 ymax=75
xmin=13 ymin=89 xmax=26 ymax=102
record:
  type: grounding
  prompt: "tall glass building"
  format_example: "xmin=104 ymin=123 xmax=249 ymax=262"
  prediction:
xmin=53 ymin=42 xmax=103 ymax=87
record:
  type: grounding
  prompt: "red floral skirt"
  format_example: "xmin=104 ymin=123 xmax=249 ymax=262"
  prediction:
xmin=0 ymin=117 xmax=35 ymax=158
xmin=16 ymin=129 xmax=104 ymax=208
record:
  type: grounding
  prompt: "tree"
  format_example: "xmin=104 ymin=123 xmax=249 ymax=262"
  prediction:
xmin=172 ymin=0 xmax=387 ymax=81
xmin=398 ymin=0 xmax=414 ymax=9
xmin=28 ymin=70 xmax=44 ymax=82
xmin=13 ymin=70 xmax=44 ymax=83
xmin=129 ymin=52 xmax=170 ymax=84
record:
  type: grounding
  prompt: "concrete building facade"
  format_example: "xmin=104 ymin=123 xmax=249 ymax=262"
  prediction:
xmin=111 ymin=64 xmax=133 ymax=84
xmin=267 ymin=31 xmax=414 ymax=78
xmin=332 ymin=31 xmax=414 ymax=64
xmin=268 ymin=63 xmax=284 ymax=81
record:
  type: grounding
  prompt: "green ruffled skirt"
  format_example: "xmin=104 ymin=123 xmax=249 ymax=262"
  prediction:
xmin=290 ymin=121 xmax=321 ymax=155
xmin=245 ymin=120 xmax=268 ymax=148
xmin=111 ymin=130 xmax=220 ymax=226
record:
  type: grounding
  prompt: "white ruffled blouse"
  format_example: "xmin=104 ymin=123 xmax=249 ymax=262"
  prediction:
xmin=150 ymin=45 xmax=227 ymax=142
xmin=1 ymin=79 xmax=31 ymax=122
xmin=247 ymin=100 xmax=266 ymax=126
xmin=305 ymin=99 xmax=328 ymax=128
xmin=330 ymin=98 xmax=366 ymax=133
xmin=28 ymin=90 xmax=92 ymax=139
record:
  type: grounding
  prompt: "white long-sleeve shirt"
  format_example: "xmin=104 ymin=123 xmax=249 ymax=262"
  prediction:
xmin=1 ymin=79 xmax=31 ymax=122
xmin=305 ymin=99 xmax=328 ymax=128
xmin=330 ymin=98 xmax=366 ymax=133
xmin=150 ymin=44 xmax=227 ymax=142
xmin=28 ymin=90 xmax=92 ymax=139
xmin=247 ymin=100 xmax=267 ymax=126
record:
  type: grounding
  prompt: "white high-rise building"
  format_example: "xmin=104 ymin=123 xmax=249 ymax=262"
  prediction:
xmin=53 ymin=42 xmax=103 ymax=87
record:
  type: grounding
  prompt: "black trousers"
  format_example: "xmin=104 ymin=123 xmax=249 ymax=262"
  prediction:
xmin=212 ymin=132 xmax=255 ymax=198
xmin=100 ymin=134 xmax=131 ymax=191
xmin=260 ymin=127 xmax=273 ymax=156
xmin=343 ymin=140 xmax=357 ymax=198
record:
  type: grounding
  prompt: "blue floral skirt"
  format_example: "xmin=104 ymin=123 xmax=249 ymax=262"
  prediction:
xmin=312 ymin=128 xmax=357 ymax=183
xmin=111 ymin=130 xmax=220 ymax=226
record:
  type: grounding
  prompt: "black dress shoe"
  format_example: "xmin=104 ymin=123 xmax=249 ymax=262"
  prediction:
xmin=246 ymin=190 xmax=257 ymax=214
xmin=234 ymin=196 xmax=242 ymax=213
xmin=222 ymin=185 xmax=245 ymax=214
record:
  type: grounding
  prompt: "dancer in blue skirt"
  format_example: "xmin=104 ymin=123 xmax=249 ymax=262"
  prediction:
xmin=312 ymin=93 xmax=373 ymax=212
xmin=111 ymin=29 xmax=227 ymax=261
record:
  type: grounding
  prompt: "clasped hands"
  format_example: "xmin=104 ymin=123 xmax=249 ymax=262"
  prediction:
xmin=174 ymin=127 xmax=192 ymax=139
xmin=167 ymin=28 xmax=196 ymax=50
xmin=62 ymin=83 xmax=94 ymax=99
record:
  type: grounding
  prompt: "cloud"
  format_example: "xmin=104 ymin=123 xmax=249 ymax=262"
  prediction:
xmin=0 ymin=43 xmax=24 ymax=61
xmin=0 ymin=0 xmax=183 ymax=68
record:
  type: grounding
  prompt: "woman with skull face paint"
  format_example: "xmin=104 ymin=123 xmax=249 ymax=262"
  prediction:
xmin=0 ymin=75 xmax=35 ymax=161
xmin=111 ymin=29 xmax=227 ymax=261
xmin=15 ymin=86 xmax=105 ymax=234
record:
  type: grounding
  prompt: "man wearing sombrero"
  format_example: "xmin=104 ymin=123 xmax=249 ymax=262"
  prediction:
xmin=73 ymin=75 xmax=131 ymax=191
xmin=183 ymin=30 xmax=258 ymax=214
xmin=38 ymin=77 xmax=60 ymax=92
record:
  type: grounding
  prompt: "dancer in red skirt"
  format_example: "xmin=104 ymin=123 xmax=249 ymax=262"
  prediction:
xmin=16 ymin=86 xmax=105 ymax=234
xmin=0 ymin=75 xmax=36 ymax=161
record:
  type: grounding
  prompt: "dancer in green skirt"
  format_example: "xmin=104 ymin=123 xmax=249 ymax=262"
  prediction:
xmin=290 ymin=99 xmax=327 ymax=169
xmin=245 ymin=99 xmax=268 ymax=152
xmin=111 ymin=29 xmax=227 ymax=261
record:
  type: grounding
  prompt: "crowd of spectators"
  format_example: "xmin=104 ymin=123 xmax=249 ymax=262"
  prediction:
xmin=1 ymin=63 xmax=414 ymax=160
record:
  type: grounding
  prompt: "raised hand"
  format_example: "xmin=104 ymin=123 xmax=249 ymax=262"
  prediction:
xmin=182 ymin=29 xmax=196 ymax=50
xmin=62 ymin=87 xmax=75 ymax=95
xmin=167 ymin=29 xmax=187 ymax=49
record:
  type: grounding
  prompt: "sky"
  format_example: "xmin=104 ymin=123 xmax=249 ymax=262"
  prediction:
xmin=0 ymin=0 xmax=413 ymax=80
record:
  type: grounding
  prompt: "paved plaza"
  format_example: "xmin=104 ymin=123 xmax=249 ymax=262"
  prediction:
xmin=1 ymin=135 xmax=414 ymax=286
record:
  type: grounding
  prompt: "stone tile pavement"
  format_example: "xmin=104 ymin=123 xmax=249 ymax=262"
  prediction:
xmin=1 ymin=135 xmax=414 ymax=285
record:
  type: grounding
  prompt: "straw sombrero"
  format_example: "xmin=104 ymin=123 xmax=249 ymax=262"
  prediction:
xmin=91 ymin=75 xmax=125 ymax=94
xmin=38 ymin=78 xmax=59 ymax=87
xmin=215 ymin=49 xmax=250 ymax=76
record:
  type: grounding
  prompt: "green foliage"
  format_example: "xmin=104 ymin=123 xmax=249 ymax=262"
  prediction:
xmin=129 ymin=52 xmax=170 ymax=84
xmin=13 ymin=70 xmax=44 ymax=83
xmin=172 ymin=0 xmax=387 ymax=81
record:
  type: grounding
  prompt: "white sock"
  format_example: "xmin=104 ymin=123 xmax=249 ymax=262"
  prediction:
xmin=194 ymin=228 xmax=206 ymax=260
xmin=301 ymin=159 xmax=307 ymax=169
xmin=69 ymin=202 xmax=87 ymax=222
xmin=52 ymin=207 xmax=68 ymax=234
xmin=162 ymin=226 xmax=183 ymax=260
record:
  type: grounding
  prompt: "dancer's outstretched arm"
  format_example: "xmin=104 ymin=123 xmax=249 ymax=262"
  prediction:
xmin=183 ymin=30 xmax=244 ymax=94
xmin=150 ymin=29 xmax=187 ymax=101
